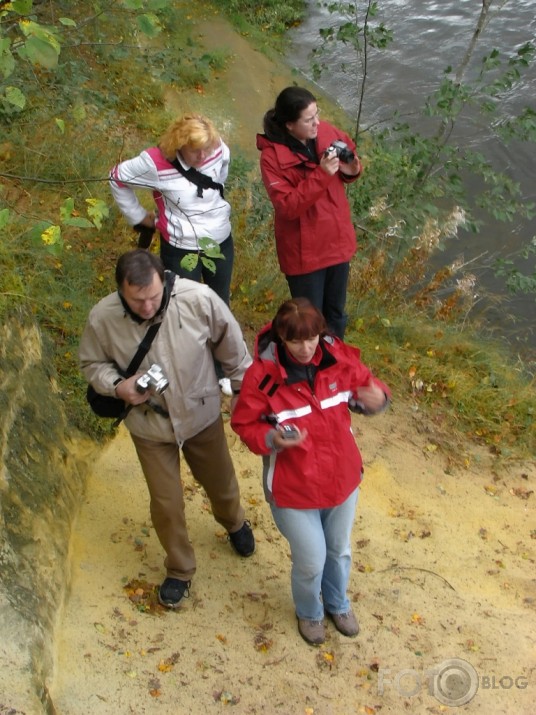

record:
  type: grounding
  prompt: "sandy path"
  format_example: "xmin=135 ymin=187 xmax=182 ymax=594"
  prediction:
xmin=50 ymin=400 xmax=535 ymax=715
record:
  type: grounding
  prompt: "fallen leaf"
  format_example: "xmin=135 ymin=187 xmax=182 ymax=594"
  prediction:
xmin=316 ymin=650 xmax=335 ymax=670
xmin=253 ymin=633 xmax=273 ymax=652
xmin=213 ymin=690 xmax=240 ymax=705
xmin=510 ymin=487 xmax=533 ymax=500
xmin=158 ymin=661 xmax=173 ymax=673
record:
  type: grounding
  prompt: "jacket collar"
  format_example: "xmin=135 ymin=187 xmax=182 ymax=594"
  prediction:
xmin=118 ymin=271 xmax=175 ymax=325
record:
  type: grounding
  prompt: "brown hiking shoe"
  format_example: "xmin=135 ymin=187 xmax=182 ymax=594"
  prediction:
xmin=328 ymin=609 xmax=359 ymax=637
xmin=297 ymin=617 xmax=325 ymax=645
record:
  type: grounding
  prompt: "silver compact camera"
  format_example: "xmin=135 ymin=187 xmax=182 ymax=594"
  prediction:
xmin=136 ymin=363 xmax=169 ymax=396
xmin=324 ymin=139 xmax=355 ymax=163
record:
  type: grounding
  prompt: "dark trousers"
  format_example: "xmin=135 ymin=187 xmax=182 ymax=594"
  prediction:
xmin=286 ymin=262 xmax=350 ymax=339
xmin=160 ymin=235 xmax=234 ymax=379
xmin=160 ymin=234 xmax=234 ymax=306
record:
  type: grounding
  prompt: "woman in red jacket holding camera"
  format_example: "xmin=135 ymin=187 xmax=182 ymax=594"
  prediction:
xmin=257 ymin=86 xmax=362 ymax=339
xmin=231 ymin=298 xmax=389 ymax=646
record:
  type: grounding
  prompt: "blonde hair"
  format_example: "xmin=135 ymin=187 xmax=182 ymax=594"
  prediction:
xmin=159 ymin=114 xmax=220 ymax=159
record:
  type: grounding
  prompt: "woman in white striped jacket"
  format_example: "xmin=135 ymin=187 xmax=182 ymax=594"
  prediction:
xmin=110 ymin=113 xmax=234 ymax=393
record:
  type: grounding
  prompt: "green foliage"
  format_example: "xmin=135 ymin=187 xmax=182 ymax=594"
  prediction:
xmin=179 ymin=237 xmax=225 ymax=275
xmin=0 ymin=0 xmax=190 ymax=120
xmin=214 ymin=0 xmax=305 ymax=52
xmin=216 ymin=0 xmax=305 ymax=34
xmin=226 ymin=156 xmax=288 ymax=321
xmin=342 ymin=308 xmax=535 ymax=459
xmin=494 ymin=238 xmax=536 ymax=294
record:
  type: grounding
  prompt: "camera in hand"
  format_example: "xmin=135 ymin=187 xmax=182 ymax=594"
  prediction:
xmin=324 ymin=140 xmax=355 ymax=163
xmin=280 ymin=424 xmax=299 ymax=439
xmin=136 ymin=364 xmax=169 ymax=396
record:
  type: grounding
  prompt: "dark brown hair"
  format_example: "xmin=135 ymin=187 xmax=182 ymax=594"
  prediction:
xmin=272 ymin=298 xmax=327 ymax=343
xmin=263 ymin=86 xmax=317 ymax=142
xmin=115 ymin=249 xmax=165 ymax=288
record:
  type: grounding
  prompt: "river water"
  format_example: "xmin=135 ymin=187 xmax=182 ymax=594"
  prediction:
xmin=287 ymin=0 xmax=536 ymax=357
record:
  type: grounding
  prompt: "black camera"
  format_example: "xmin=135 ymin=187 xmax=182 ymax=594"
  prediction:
xmin=280 ymin=424 xmax=299 ymax=439
xmin=136 ymin=364 xmax=169 ymax=396
xmin=324 ymin=140 xmax=355 ymax=164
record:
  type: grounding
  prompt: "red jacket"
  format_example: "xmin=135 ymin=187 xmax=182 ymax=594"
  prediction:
xmin=256 ymin=121 xmax=361 ymax=276
xmin=231 ymin=325 xmax=389 ymax=509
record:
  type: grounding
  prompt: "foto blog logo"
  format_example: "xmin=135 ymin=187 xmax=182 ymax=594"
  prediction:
xmin=378 ymin=658 xmax=528 ymax=706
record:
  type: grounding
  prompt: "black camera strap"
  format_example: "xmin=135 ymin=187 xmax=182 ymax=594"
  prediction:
xmin=111 ymin=321 xmax=163 ymax=427
xmin=170 ymin=156 xmax=225 ymax=199
xmin=124 ymin=321 xmax=162 ymax=375
xmin=113 ymin=271 xmax=175 ymax=425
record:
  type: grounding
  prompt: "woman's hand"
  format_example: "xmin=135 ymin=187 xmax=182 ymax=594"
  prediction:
xmin=355 ymin=378 xmax=387 ymax=413
xmin=319 ymin=149 xmax=341 ymax=176
xmin=139 ymin=211 xmax=156 ymax=228
xmin=338 ymin=155 xmax=362 ymax=177
xmin=272 ymin=425 xmax=308 ymax=450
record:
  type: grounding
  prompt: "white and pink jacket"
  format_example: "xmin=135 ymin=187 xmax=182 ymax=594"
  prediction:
xmin=110 ymin=142 xmax=231 ymax=251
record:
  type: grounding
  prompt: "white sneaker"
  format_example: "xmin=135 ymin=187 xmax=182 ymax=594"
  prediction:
xmin=219 ymin=378 xmax=232 ymax=396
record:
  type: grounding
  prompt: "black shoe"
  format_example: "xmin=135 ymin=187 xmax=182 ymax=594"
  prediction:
xmin=228 ymin=520 xmax=255 ymax=557
xmin=158 ymin=577 xmax=190 ymax=609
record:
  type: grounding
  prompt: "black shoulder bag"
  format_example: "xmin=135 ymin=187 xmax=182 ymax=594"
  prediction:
xmin=86 ymin=319 xmax=163 ymax=424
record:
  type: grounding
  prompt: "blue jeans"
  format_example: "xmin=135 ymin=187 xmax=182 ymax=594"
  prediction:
xmin=285 ymin=262 xmax=350 ymax=339
xmin=160 ymin=234 xmax=234 ymax=306
xmin=270 ymin=488 xmax=359 ymax=620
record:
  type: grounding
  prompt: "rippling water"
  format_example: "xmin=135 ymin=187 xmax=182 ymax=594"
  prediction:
xmin=288 ymin=0 xmax=536 ymax=354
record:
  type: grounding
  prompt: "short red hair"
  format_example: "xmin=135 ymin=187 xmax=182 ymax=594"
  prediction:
xmin=272 ymin=298 xmax=327 ymax=342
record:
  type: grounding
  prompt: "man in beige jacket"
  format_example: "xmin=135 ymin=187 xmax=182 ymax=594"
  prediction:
xmin=79 ymin=249 xmax=255 ymax=608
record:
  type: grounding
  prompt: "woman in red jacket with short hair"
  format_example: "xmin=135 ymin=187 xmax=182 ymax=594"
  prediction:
xmin=257 ymin=86 xmax=362 ymax=339
xmin=231 ymin=298 xmax=389 ymax=646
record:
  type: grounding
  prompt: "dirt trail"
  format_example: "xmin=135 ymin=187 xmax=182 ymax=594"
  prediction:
xmin=50 ymin=401 xmax=535 ymax=714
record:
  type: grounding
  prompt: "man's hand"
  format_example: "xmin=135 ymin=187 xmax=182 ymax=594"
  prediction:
xmin=114 ymin=374 xmax=151 ymax=405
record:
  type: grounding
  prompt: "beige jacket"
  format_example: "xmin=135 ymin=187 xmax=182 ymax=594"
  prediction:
xmin=79 ymin=274 xmax=252 ymax=444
